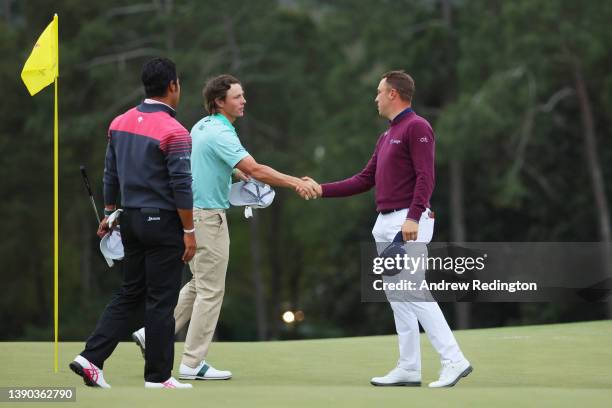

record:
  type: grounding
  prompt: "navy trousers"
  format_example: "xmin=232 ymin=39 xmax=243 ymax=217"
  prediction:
xmin=81 ymin=208 xmax=184 ymax=382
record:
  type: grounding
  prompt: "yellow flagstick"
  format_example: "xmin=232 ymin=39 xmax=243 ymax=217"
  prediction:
xmin=53 ymin=13 xmax=59 ymax=374
xmin=20 ymin=13 xmax=59 ymax=372
xmin=54 ymin=76 xmax=59 ymax=371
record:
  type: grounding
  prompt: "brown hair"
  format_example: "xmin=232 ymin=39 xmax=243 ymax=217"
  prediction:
xmin=202 ymin=74 xmax=241 ymax=114
xmin=382 ymin=70 xmax=415 ymax=102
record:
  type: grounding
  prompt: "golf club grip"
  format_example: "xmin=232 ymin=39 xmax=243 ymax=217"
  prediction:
xmin=80 ymin=165 xmax=94 ymax=196
xmin=81 ymin=165 xmax=102 ymax=224
xmin=90 ymin=197 xmax=101 ymax=223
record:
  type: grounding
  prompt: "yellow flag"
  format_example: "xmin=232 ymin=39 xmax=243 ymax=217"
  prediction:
xmin=21 ymin=14 xmax=58 ymax=96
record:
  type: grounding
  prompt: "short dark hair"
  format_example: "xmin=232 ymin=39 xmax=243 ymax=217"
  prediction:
xmin=382 ymin=70 xmax=415 ymax=102
xmin=141 ymin=57 xmax=177 ymax=98
xmin=203 ymin=74 xmax=241 ymax=114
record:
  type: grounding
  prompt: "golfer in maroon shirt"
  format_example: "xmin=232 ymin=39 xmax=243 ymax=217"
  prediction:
xmin=306 ymin=71 xmax=472 ymax=387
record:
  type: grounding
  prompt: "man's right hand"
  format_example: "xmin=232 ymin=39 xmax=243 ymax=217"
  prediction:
xmin=301 ymin=176 xmax=322 ymax=198
xmin=295 ymin=178 xmax=319 ymax=200
xmin=182 ymin=232 xmax=196 ymax=263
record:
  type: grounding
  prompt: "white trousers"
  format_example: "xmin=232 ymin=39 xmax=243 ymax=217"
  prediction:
xmin=371 ymin=208 xmax=465 ymax=371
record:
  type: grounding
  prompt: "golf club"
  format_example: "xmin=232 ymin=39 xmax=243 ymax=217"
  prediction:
xmin=80 ymin=164 xmax=101 ymax=223
xmin=80 ymin=164 xmax=113 ymax=267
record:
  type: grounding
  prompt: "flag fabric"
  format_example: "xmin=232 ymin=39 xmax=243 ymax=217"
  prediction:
xmin=21 ymin=14 xmax=58 ymax=96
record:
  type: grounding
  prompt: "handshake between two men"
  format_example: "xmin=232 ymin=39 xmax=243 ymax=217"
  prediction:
xmin=232 ymin=163 xmax=321 ymax=201
xmin=294 ymin=176 xmax=322 ymax=200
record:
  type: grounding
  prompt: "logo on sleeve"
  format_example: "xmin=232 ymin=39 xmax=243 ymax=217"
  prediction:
xmin=390 ymin=139 xmax=402 ymax=144
xmin=419 ymin=137 xmax=429 ymax=143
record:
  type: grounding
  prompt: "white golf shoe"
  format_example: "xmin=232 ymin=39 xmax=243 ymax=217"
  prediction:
xmin=179 ymin=360 xmax=232 ymax=380
xmin=428 ymin=359 xmax=473 ymax=388
xmin=145 ymin=376 xmax=193 ymax=389
xmin=132 ymin=327 xmax=145 ymax=358
xmin=69 ymin=355 xmax=111 ymax=388
xmin=370 ymin=366 xmax=421 ymax=386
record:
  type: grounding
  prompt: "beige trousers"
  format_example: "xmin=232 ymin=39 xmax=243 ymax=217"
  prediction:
xmin=173 ymin=208 xmax=229 ymax=367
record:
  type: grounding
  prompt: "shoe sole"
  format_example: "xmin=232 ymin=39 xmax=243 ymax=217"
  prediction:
xmin=69 ymin=361 xmax=100 ymax=388
xmin=145 ymin=384 xmax=194 ymax=389
xmin=441 ymin=365 xmax=473 ymax=388
xmin=132 ymin=333 xmax=145 ymax=359
xmin=178 ymin=375 xmax=232 ymax=381
xmin=370 ymin=380 xmax=421 ymax=387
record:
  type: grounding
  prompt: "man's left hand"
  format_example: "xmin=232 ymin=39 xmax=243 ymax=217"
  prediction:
xmin=97 ymin=217 xmax=110 ymax=238
xmin=233 ymin=168 xmax=249 ymax=182
xmin=401 ymin=219 xmax=419 ymax=242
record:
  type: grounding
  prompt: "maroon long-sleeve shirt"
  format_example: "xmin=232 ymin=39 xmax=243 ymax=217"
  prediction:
xmin=321 ymin=109 xmax=435 ymax=222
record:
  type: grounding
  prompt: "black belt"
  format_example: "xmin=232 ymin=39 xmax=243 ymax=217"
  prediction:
xmin=379 ymin=208 xmax=404 ymax=215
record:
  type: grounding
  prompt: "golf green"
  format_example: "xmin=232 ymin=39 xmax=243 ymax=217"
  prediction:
xmin=1 ymin=320 xmax=611 ymax=407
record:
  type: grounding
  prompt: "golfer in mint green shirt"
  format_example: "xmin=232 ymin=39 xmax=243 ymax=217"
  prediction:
xmin=191 ymin=112 xmax=249 ymax=209
xmin=161 ymin=74 xmax=318 ymax=381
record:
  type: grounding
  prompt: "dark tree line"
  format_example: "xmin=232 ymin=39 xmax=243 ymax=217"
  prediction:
xmin=1 ymin=0 xmax=610 ymax=340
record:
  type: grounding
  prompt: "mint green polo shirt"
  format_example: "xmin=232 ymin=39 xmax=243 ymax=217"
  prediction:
xmin=191 ymin=113 xmax=250 ymax=209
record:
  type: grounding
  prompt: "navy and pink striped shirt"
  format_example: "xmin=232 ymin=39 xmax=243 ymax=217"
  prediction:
xmin=321 ymin=109 xmax=435 ymax=222
xmin=103 ymin=101 xmax=193 ymax=210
